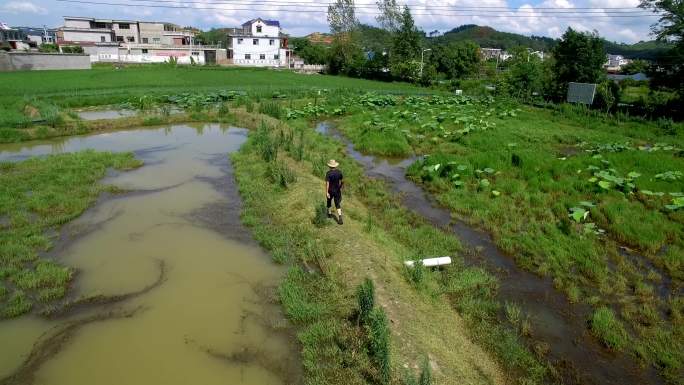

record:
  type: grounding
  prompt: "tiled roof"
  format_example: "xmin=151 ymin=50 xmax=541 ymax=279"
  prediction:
xmin=242 ymin=18 xmax=280 ymax=27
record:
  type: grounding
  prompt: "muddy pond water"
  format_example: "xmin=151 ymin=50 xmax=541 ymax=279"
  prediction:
xmin=0 ymin=124 xmax=299 ymax=385
xmin=316 ymin=122 xmax=662 ymax=385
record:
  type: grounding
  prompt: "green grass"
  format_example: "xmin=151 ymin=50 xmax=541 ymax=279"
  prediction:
xmin=231 ymin=112 xmax=545 ymax=385
xmin=590 ymin=307 xmax=629 ymax=350
xmin=0 ymin=65 xmax=426 ymax=130
xmin=333 ymin=93 xmax=684 ymax=383
xmin=0 ymin=151 xmax=142 ymax=318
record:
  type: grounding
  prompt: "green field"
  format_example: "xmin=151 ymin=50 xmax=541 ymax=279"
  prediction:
xmin=0 ymin=65 xmax=425 ymax=129
xmin=331 ymin=94 xmax=684 ymax=383
xmin=0 ymin=65 xmax=682 ymax=384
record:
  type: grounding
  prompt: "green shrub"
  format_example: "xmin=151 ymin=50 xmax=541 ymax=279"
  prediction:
xmin=217 ymin=103 xmax=230 ymax=117
xmin=313 ymin=202 xmax=331 ymax=227
xmin=590 ymin=306 xmax=629 ymax=350
xmin=406 ymin=260 xmax=427 ymax=287
xmin=259 ymin=101 xmax=282 ymax=119
xmin=367 ymin=307 xmax=391 ymax=384
xmin=266 ymin=162 xmax=297 ymax=188
xmin=356 ymin=278 xmax=375 ymax=324
xmin=254 ymin=122 xmax=278 ymax=162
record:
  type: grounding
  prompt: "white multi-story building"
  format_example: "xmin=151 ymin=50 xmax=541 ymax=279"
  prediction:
xmin=605 ymin=54 xmax=631 ymax=71
xmin=227 ymin=18 xmax=289 ymax=67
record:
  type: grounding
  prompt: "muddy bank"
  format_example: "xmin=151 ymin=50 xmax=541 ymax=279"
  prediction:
xmin=316 ymin=121 xmax=662 ymax=385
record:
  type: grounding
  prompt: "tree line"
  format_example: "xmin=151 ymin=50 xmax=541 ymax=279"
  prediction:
xmin=289 ymin=0 xmax=682 ymax=119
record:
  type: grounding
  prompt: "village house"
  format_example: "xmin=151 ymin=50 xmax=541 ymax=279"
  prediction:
xmin=56 ymin=17 xmax=226 ymax=64
xmin=226 ymin=18 xmax=290 ymax=67
xmin=604 ymin=54 xmax=631 ymax=72
xmin=1 ymin=23 xmax=32 ymax=50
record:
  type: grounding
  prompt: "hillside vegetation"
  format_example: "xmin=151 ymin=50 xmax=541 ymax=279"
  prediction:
xmin=431 ymin=24 xmax=672 ymax=59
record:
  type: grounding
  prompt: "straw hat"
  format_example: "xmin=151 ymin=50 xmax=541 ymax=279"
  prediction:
xmin=327 ymin=159 xmax=339 ymax=168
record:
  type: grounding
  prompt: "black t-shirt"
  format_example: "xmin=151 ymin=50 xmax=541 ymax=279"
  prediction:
xmin=326 ymin=169 xmax=344 ymax=193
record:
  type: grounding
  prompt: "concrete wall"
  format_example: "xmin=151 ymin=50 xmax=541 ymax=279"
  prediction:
xmin=63 ymin=30 xmax=113 ymax=43
xmin=0 ymin=52 xmax=91 ymax=71
xmin=83 ymin=45 xmax=119 ymax=62
xmin=65 ymin=19 xmax=91 ymax=28
xmin=139 ymin=22 xmax=165 ymax=45
xmin=113 ymin=22 xmax=139 ymax=43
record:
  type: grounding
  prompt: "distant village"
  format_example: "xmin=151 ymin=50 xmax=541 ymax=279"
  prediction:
xmin=0 ymin=17 xmax=648 ymax=78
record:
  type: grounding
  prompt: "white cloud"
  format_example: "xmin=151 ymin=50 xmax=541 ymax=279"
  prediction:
xmin=1 ymin=1 xmax=48 ymax=14
xmin=0 ymin=0 xmax=655 ymax=43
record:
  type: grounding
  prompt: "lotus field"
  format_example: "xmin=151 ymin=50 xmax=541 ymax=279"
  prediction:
xmin=299 ymin=93 xmax=684 ymax=382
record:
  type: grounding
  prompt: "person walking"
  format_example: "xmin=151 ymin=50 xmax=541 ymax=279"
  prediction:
xmin=325 ymin=159 xmax=344 ymax=225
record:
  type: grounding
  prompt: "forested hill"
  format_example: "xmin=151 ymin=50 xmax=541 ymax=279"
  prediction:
xmin=431 ymin=24 xmax=672 ymax=59
xmin=433 ymin=25 xmax=556 ymax=51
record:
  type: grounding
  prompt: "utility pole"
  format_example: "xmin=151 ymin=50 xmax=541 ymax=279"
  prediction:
xmin=420 ymin=48 xmax=431 ymax=77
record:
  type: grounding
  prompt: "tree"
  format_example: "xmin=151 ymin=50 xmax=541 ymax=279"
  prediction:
xmin=639 ymin=0 xmax=684 ymax=42
xmin=640 ymin=0 xmax=684 ymax=100
xmin=391 ymin=6 xmax=421 ymax=62
xmin=375 ymin=0 xmax=402 ymax=32
xmin=195 ymin=29 xmax=229 ymax=48
xmin=328 ymin=0 xmax=358 ymax=36
xmin=502 ymin=47 xmax=544 ymax=101
xmin=551 ymin=28 xmax=606 ymax=99
xmin=620 ymin=59 xmax=650 ymax=74
xmin=327 ymin=0 xmax=363 ymax=75
xmin=431 ymin=41 xmax=480 ymax=79
xmin=290 ymin=37 xmax=329 ymax=64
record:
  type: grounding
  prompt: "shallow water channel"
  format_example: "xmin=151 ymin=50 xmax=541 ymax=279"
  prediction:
xmin=316 ymin=122 xmax=662 ymax=385
xmin=0 ymin=124 xmax=299 ymax=385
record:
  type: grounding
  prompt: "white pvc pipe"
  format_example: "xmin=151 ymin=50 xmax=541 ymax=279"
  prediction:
xmin=404 ymin=257 xmax=452 ymax=268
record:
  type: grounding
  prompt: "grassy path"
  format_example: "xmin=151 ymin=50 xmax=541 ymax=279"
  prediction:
xmin=231 ymin=113 xmax=545 ymax=384
xmin=279 ymin=156 xmax=504 ymax=384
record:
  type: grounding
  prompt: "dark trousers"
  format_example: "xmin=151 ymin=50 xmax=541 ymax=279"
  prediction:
xmin=327 ymin=190 xmax=342 ymax=209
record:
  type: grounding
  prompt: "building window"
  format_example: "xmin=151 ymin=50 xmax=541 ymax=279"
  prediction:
xmin=259 ymin=54 xmax=265 ymax=60
xmin=269 ymin=39 xmax=274 ymax=46
xmin=118 ymin=23 xmax=130 ymax=29
xmin=256 ymin=25 xmax=262 ymax=33
xmin=142 ymin=49 xmax=148 ymax=54
xmin=93 ymin=22 xmax=108 ymax=29
xmin=116 ymin=36 xmax=124 ymax=42
xmin=237 ymin=38 xmax=243 ymax=44
xmin=127 ymin=36 xmax=135 ymax=42
xmin=245 ymin=54 xmax=251 ymax=60
xmin=153 ymin=37 xmax=161 ymax=44
xmin=142 ymin=37 xmax=149 ymax=44
xmin=274 ymin=54 xmax=279 ymax=60
xmin=192 ymin=51 xmax=199 ymax=56
xmin=253 ymin=39 xmax=258 ymax=45
xmin=101 ymin=36 xmax=106 ymax=43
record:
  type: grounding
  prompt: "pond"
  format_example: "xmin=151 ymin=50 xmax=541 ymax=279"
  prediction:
xmin=0 ymin=124 xmax=299 ymax=385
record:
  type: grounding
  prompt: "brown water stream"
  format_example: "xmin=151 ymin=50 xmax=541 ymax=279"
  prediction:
xmin=0 ymin=124 xmax=299 ymax=385
xmin=316 ymin=121 xmax=663 ymax=385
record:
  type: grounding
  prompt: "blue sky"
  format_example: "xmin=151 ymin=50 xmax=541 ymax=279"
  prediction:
xmin=0 ymin=0 xmax=658 ymax=43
